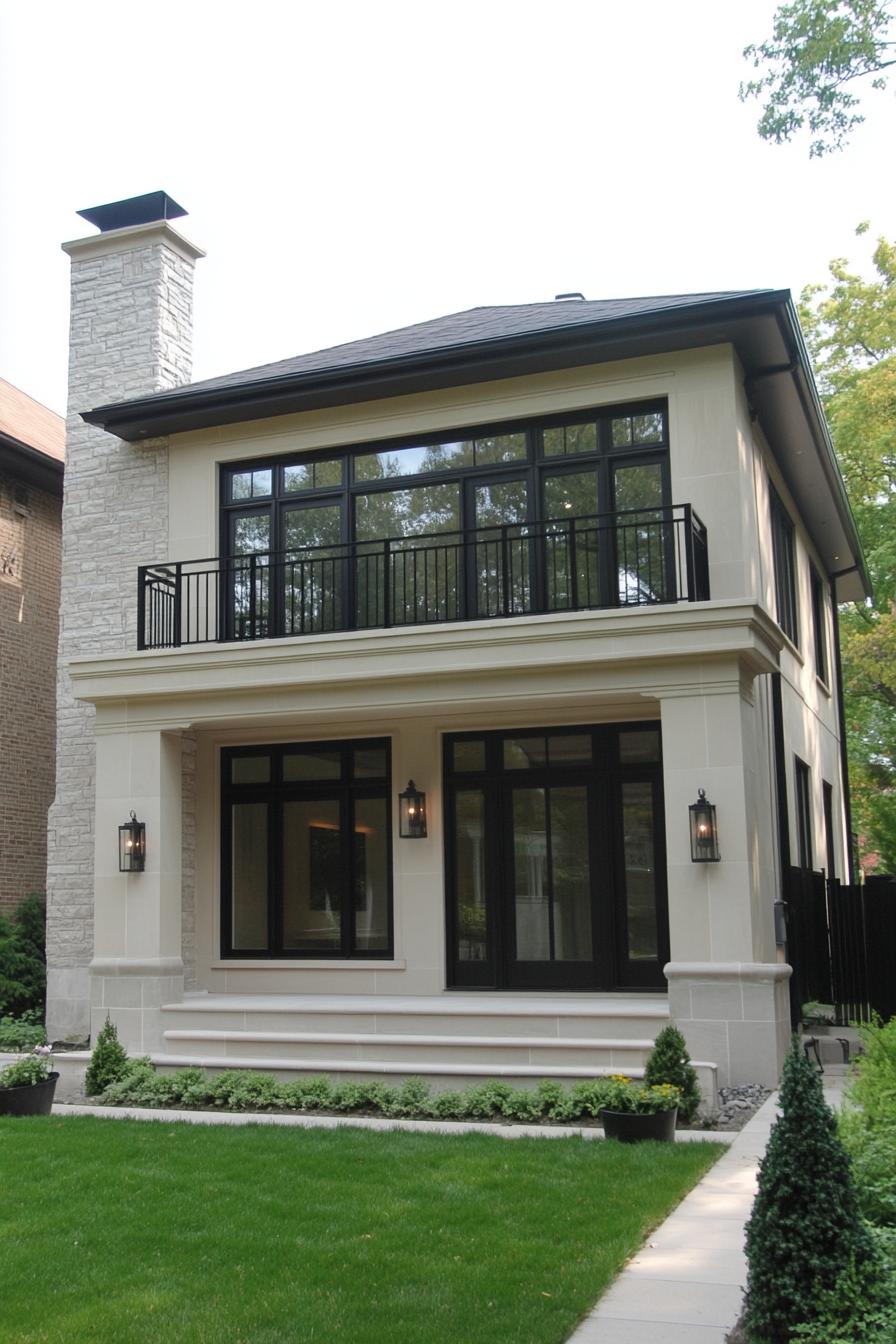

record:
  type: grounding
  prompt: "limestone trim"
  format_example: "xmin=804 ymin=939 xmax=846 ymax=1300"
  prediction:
xmin=665 ymin=961 xmax=792 ymax=981
xmin=90 ymin=957 xmax=186 ymax=976
xmin=62 ymin=221 xmax=206 ymax=266
xmin=68 ymin=601 xmax=784 ymax=718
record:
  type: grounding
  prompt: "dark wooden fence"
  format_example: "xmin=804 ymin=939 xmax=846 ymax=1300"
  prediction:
xmin=785 ymin=868 xmax=896 ymax=1026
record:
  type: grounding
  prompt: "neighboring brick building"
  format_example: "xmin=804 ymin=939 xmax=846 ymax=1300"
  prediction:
xmin=0 ymin=380 xmax=64 ymax=914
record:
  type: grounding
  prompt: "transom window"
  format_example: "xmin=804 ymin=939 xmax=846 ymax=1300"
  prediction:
xmin=221 ymin=739 xmax=392 ymax=959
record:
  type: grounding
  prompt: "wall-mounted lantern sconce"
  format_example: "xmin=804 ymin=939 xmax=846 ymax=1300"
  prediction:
xmin=398 ymin=780 xmax=427 ymax=839
xmin=689 ymin=789 xmax=720 ymax=863
xmin=119 ymin=811 xmax=146 ymax=872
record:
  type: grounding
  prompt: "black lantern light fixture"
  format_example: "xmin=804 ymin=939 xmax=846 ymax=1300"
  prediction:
xmin=119 ymin=811 xmax=146 ymax=872
xmin=689 ymin=789 xmax=720 ymax=863
xmin=398 ymin=780 xmax=427 ymax=839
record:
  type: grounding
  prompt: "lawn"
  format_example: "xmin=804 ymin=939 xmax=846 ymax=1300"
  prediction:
xmin=0 ymin=1117 xmax=723 ymax=1344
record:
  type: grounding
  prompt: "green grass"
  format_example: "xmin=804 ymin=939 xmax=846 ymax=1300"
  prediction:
xmin=0 ymin=1117 xmax=723 ymax=1344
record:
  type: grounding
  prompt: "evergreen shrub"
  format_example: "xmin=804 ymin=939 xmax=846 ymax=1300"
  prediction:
xmin=643 ymin=1024 xmax=701 ymax=1123
xmin=743 ymin=1037 xmax=882 ymax=1343
xmin=85 ymin=1017 xmax=130 ymax=1096
xmin=0 ymin=895 xmax=46 ymax=1020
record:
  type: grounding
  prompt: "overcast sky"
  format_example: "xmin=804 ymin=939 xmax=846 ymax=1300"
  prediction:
xmin=1 ymin=0 xmax=892 ymax=416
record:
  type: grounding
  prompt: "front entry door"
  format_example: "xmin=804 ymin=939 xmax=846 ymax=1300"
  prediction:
xmin=445 ymin=723 xmax=669 ymax=991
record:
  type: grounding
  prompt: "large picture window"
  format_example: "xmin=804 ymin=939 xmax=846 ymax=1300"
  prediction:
xmin=219 ymin=400 xmax=675 ymax=638
xmin=222 ymin=739 xmax=392 ymax=959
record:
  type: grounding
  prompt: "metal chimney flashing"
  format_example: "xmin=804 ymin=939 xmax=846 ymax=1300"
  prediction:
xmin=76 ymin=192 xmax=187 ymax=233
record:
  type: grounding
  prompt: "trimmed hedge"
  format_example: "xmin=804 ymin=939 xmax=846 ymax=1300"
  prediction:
xmin=98 ymin=1062 xmax=686 ymax=1127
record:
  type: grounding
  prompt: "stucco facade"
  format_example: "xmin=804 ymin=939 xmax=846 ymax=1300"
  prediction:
xmin=46 ymin=199 xmax=864 ymax=1087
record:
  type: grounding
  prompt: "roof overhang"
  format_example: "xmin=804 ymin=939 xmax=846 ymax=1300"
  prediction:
xmin=82 ymin=290 xmax=869 ymax=600
xmin=0 ymin=431 xmax=64 ymax=496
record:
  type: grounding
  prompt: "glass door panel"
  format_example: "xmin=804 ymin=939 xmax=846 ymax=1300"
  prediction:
xmin=542 ymin=470 xmax=600 ymax=609
xmin=511 ymin=788 xmax=550 ymax=960
xmin=283 ymin=503 xmax=343 ymax=633
xmin=230 ymin=512 xmax=271 ymax=639
xmin=507 ymin=782 xmax=595 ymax=984
xmin=550 ymin=787 xmax=592 ymax=961
xmin=451 ymin=789 xmax=489 ymax=967
xmin=470 ymin=477 xmax=530 ymax=617
xmin=612 ymin=461 xmax=670 ymax=604
xmin=355 ymin=482 xmax=461 ymax=626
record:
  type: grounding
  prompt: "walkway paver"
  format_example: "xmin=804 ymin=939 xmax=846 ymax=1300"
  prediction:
xmin=567 ymin=1074 xmax=847 ymax=1343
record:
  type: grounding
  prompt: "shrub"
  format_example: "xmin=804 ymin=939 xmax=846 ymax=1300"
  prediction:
xmin=790 ymin=1228 xmax=896 ymax=1343
xmin=85 ymin=1017 xmax=130 ymax=1096
xmin=0 ymin=895 xmax=46 ymax=1020
xmin=207 ymin=1070 xmax=281 ymax=1110
xmin=0 ymin=1015 xmax=47 ymax=1051
xmin=0 ymin=1053 xmax=52 ymax=1088
xmin=743 ymin=1037 xmax=883 ymax=1344
xmin=839 ymin=1015 xmax=896 ymax=1228
xmin=643 ymin=1025 xmax=701 ymax=1123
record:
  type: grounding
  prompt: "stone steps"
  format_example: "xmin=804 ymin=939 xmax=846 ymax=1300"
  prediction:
xmin=155 ymin=991 xmax=707 ymax=1093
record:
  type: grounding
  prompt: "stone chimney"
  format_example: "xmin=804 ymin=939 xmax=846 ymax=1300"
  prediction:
xmin=46 ymin=194 xmax=204 ymax=1041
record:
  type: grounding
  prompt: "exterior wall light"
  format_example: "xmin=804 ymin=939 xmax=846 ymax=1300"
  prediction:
xmin=398 ymin=780 xmax=427 ymax=839
xmin=119 ymin=811 xmax=146 ymax=872
xmin=689 ymin=789 xmax=720 ymax=862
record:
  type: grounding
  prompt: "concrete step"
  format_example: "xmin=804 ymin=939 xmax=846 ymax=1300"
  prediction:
xmin=162 ymin=1027 xmax=657 ymax=1069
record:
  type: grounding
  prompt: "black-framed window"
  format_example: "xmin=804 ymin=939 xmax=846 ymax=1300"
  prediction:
xmin=795 ymin=757 xmax=813 ymax=871
xmin=770 ymin=485 xmax=798 ymax=646
xmin=810 ymin=566 xmax=828 ymax=684
xmin=221 ymin=739 xmax=392 ymax=959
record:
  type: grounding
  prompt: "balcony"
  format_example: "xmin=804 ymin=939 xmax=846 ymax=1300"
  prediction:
xmin=138 ymin=504 xmax=708 ymax=651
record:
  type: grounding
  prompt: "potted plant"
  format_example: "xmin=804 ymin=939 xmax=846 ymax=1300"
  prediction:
xmin=598 ymin=1075 xmax=681 ymax=1143
xmin=0 ymin=1046 xmax=58 ymax=1117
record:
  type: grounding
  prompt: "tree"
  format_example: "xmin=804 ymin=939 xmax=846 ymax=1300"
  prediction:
xmin=740 ymin=0 xmax=895 ymax=156
xmin=800 ymin=226 xmax=896 ymax=871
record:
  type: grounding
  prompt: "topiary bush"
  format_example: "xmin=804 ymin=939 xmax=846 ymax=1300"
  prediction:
xmin=643 ymin=1024 xmax=701 ymax=1123
xmin=84 ymin=1017 xmax=130 ymax=1096
xmin=0 ymin=895 xmax=46 ymax=1020
xmin=743 ymin=1037 xmax=883 ymax=1343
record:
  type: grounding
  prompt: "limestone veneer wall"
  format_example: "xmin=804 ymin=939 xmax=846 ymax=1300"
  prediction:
xmin=46 ymin=224 xmax=201 ymax=1039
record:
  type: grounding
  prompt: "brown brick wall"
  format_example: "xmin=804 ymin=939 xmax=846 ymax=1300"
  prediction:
xmin=0 ymin=472 xmax=61 ymax=915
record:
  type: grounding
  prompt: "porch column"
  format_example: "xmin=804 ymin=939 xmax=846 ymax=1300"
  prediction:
xmin=89 ymin=727 xmax=184 ymax=1052
xmin=658 ymin=679 xmax=790 ymax=1087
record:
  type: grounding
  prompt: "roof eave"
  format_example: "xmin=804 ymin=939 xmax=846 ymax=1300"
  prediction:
xmin=0 ymin=431 xmax=65 ymax=495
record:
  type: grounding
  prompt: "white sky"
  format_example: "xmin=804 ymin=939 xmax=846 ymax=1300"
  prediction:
xmin=1 ymin=0 xmax=893 ymax=416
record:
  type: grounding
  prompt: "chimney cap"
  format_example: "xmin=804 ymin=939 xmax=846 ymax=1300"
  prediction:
xmin=76 ymin=191 xmax=187 ymax=233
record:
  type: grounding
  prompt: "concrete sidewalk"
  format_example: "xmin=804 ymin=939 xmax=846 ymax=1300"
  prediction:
xmin=567 ymin=1073 xmax=847 ymax=1343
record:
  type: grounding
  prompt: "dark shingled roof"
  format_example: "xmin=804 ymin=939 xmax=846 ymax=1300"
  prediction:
xmin=157 ymin=292 xmax=771 ymax=399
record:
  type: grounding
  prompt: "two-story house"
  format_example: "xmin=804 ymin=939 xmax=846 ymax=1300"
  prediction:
xmin=46 ymin=194 xmax=867 ymax=1091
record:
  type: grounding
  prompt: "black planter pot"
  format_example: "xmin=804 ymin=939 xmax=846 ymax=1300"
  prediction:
xmin=0 ymin=1072 xmax=59 ymax=1117
xmin=599 ymin=1106 xmax=677 ymax=1143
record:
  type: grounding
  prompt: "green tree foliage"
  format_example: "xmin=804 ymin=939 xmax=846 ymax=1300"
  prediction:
xmin=0 ymin=895 xmax=46 ymax=1019
xmin=643 ymin=1024 xmax=701 ymax=1124
xmin=800 ymin=228 xmax=896 ymax=871
xmin=743 ymin=1038 xmax=881 ymax=1341
xmin=740 ymin=0 xmax=895 ymax=156
xmin=84 ymin=1017 xmax=130 ymax=1097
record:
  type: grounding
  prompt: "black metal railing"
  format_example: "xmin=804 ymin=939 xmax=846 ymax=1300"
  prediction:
xmin=137 ymin=503 xmax=709 ymax=650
